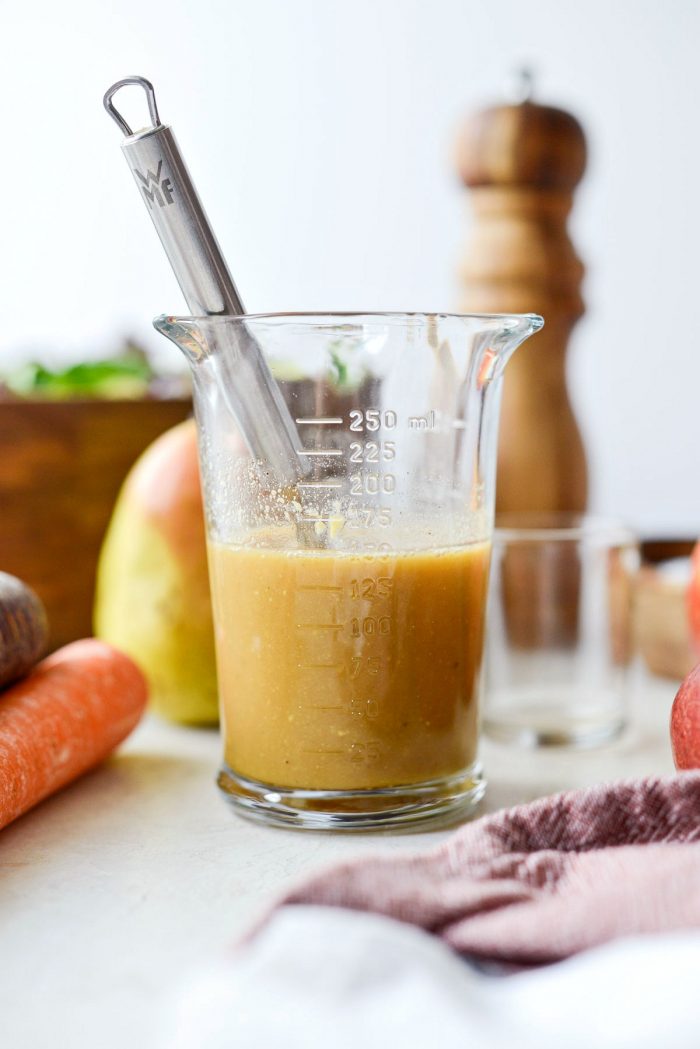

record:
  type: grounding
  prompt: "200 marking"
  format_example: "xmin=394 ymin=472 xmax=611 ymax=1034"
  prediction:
xmin=349 ymin=472 xmax=396 ymax=496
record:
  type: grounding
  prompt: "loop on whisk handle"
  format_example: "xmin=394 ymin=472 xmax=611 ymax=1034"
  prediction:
xmin=103 ymin=76 xmax=161 ymax=137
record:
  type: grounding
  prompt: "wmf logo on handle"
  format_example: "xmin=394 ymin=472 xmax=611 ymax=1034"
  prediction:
xmin=133 ymin=159 xmax=174 ymax=209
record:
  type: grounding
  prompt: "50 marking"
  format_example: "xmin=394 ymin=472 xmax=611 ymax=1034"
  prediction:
xmin=348 ymin=698 xmax=380 ymax=719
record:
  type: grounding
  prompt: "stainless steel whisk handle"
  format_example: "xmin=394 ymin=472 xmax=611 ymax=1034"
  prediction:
xmin=103 ymin=76 xmax=245 ymax=317
xmin=104 ymin=76 xmax=310 ymax=487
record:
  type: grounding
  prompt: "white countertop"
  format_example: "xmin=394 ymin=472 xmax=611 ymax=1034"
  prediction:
xmin=0 ymin=673 xmax=678 ymax=1049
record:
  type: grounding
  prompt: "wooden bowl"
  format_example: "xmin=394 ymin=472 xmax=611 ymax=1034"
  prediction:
xmin=0 ymin=398 xmax=192 ymax=650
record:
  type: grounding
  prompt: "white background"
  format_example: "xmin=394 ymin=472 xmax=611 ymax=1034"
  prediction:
xmin=1 ymin=0 xmax=698 ymax=534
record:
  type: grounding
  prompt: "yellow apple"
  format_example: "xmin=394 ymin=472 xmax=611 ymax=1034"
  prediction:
xmin=94 ymin=419 xmax=219 ymax=724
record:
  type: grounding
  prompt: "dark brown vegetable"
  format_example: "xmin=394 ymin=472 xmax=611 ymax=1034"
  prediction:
xmin=0 ymin=572 xmax=49 ymax=688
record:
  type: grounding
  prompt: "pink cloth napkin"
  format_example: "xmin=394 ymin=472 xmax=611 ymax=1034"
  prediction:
xmin=278 ymin=773 xmax=700 ymax=965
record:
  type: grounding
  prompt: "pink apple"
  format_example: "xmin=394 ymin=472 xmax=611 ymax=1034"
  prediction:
xmin=671 ymin=662 xmax=700 ymax=769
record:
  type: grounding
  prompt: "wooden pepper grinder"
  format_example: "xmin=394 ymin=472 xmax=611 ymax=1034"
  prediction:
xmin=455 ymin=71 xmax=588 ymax=513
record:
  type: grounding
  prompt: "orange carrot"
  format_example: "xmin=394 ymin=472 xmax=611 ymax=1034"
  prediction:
xmin=0 ymin=638 xmax=148 ymax=830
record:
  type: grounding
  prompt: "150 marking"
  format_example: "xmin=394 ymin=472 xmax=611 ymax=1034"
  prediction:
xmin=346 ymin=543 xmax=393 ymax=558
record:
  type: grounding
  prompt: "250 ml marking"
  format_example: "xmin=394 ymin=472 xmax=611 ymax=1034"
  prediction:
xmin=298 ymin=408 xmax=444 ymax=434
xmin=349 ymin=409 xmax=397 ymax=432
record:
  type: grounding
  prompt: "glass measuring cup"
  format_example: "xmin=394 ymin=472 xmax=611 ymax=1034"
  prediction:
xmin=155 ymin=311 xmax=543 ymax=829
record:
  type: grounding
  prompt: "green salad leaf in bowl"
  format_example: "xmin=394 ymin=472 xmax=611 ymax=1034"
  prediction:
xmin=0 ymin=344 xmax=187 ymax=401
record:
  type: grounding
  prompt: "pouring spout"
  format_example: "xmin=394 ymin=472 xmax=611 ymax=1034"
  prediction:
xmin=153 ymin=315 xmax=209 ymax=364
xmin=477 ymin=313 xmax=544 ymax=387
xmin=503 ymin=311 xmax=545 ymax=351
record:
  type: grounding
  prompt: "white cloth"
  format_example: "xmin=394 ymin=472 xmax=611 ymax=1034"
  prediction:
xmin=158 ymin=904 xmax=700 ymax=1048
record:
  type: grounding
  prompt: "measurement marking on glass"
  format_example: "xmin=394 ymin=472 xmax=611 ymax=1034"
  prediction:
xmin=295 ymin=417 xmax=343 ymax=425
xmin=298 ymin=584 xmax=342 ymax=592
xmin=296 ymin=448 xmax=343 ymax=456
xmin=309 ymin=704 xmax=344 ymax=711
xmin=298 ymin=662 xmax=342 ymax=670
xmin=303 ymin=747 xmax=344 ymax=755
xmin=453 ymin=420 xmax=467 ymax=430
xmin=408 ymin=410 xmax=437 ymax=431
xmin=298 ymin=481 xmax=343 ymax=489
xmin=302 ymin=515 xmax=341 ymax=523
xmin=296 ymin=623 xmax=344 ymax=630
